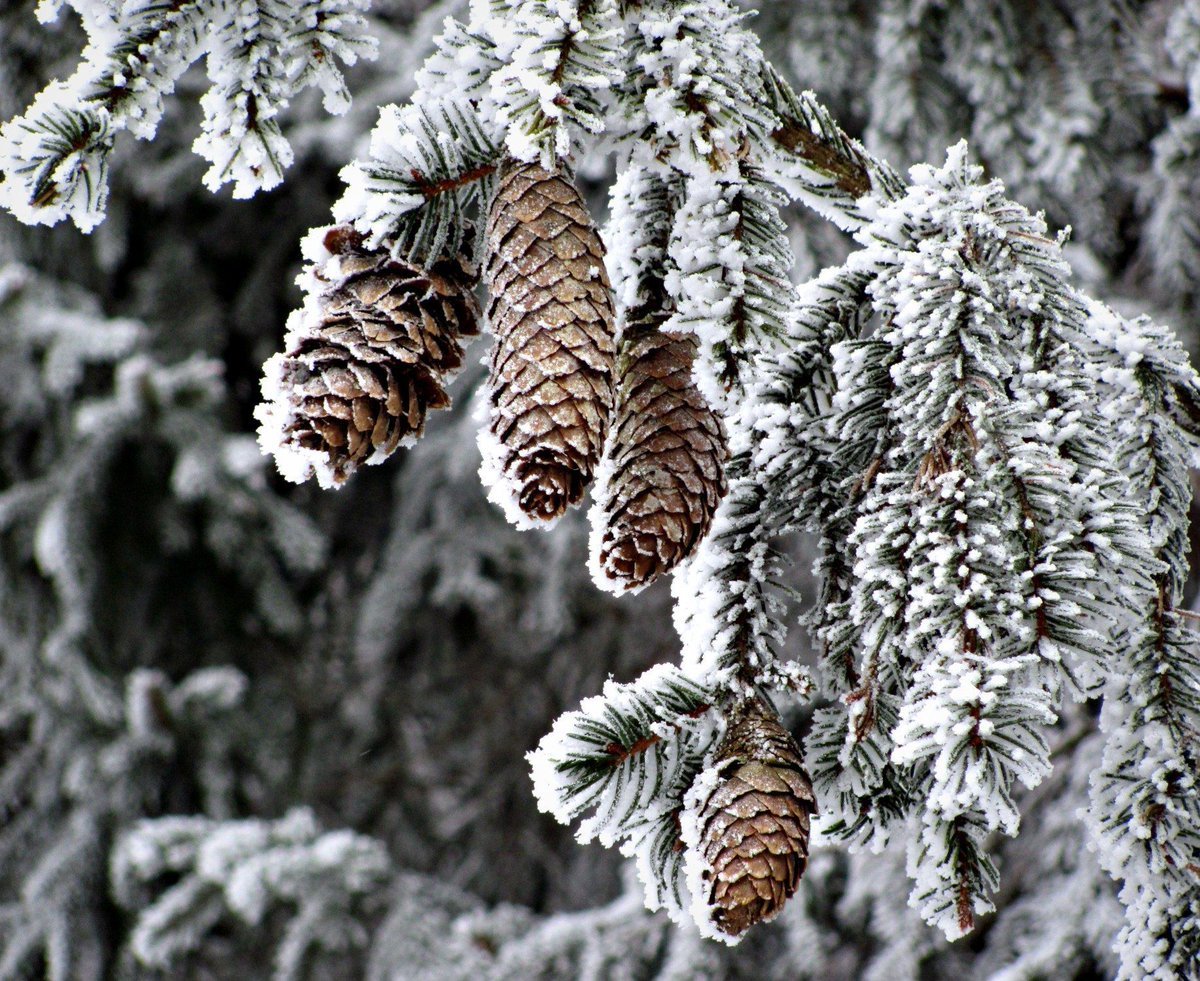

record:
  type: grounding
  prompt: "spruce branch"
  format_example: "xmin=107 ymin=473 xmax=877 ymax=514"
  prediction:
xmin=1085 ymin=304 xmax=1200 ymax=977
xmin=0 ymin=0 xmax=376 ymax=229
xmin=527 ymin=661 xmax=718 ymax=922
xmin=602 ymin=703 xmax=713 ymax=767
xmin=620 ymin=0 xmax=767 ymax=171
xmin=672 ymin=453 xmax=794 ymax=695
xmin=334 ymin=99 xmax=499 ymax=263
xmin=757 ymin=62 xmax=906 ymax=230
xmin=490 ymin=0 xmax=624 ymax=163
xmin=111 ymin=809 xmax=390 ymax=975
xmin=409 ymin=162 xmax=499 ymax=199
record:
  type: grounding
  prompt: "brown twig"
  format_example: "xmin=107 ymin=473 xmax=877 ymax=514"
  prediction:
xmin=410 ymin=162 xmax=498 ymax=198
xmin=603 ymin=703 xmax=712 ymax=766
xmin=770 ymin=121 xmax=872 ymax=198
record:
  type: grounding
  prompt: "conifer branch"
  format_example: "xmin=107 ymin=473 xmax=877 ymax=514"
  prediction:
xmin=0 ymin=0 xmax=375 ymax=228
xmin=770 ymin=119 xmax=871 ymax=199
xmin=603 ymin=704 xmax=712 ymax=766
xmin=758 ymin=62 xmax=906 ymax=229
xmin=410 ymin=162 xmax=498 ymax=198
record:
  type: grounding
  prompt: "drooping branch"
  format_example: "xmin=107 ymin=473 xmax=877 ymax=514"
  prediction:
xmin=759 ymin=62 xmax=906 ymax=229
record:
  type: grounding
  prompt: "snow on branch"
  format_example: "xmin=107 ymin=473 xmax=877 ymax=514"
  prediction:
xmin=664 ymin=167 xmax=795 ymax=404
xmin=333 ymin=99 xmax=498 ymax=262
xmin=489 ymin=0 xmax=624 ymax=164
xmin=0 ymin=91 xmax=115 ymax=231
xmin=0 ymin=0 xmax=375 ymax=230
xmin=1085 ymin=302 xmax=1200 ymax=980
xmin=621 ymin=0 xmax=768 ymax=173
xmin=528 ymin=663 xmax=717 ymax=920
xmin=732 ymin=143 xmax=1166 ymax=938
xmin=194 ymin=0 xmax=375 ymax=197
xmin=305 ymin=8 xmax=509 ymax=267
xmin=618 ymin=0 xmax=797 ymax=404
xmin=671 ymin=453 xmax=809 ymax=699
xmin=528 ymin=663 xmax=714 ymax=833
xmin=111 ymin=809 xmax=391 ymax=979
xmin=758 ymin=62 xmax=906 ymax=231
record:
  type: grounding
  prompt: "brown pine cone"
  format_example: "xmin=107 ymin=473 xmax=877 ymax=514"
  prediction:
xmin=697 ymin=699 xmax=817 ymax=937
xmin=481 ymin=159 xmax=616 ymax=524
xmin=593 ymin=301 xmax=728 ymax=592
xmin=260 ymin=227 xmax=479 ymax=487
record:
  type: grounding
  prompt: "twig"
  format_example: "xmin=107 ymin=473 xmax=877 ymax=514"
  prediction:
xmin=604 ymin=704 xmax=712 ymax=766
xmin=410 ymin=162 xmax=497 ymax=198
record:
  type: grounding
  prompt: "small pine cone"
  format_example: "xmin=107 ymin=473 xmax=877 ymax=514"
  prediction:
xmin=593 ymin=303 xmax=728 ymax=592
xmin=481 ymin=159 xmax=616 ymax=524
xmin=262 ymin=227 xmax=479 ymax=487
xmin=697 ymin=699 xmax=817 ymax=937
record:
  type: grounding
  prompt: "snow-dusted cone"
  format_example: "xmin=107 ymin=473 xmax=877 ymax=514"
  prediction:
xmin=697 ymin=699 xmax=816 ymax=937
xmin=259 ymin=227 xmax=480 ymax=487
xmin=592 ymin=303 xmax=728 ymax=592
xmin=480 ymin=159 xmax=617 ymax=525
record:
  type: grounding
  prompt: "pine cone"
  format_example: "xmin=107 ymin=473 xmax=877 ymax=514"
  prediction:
xmin=593 ymin=301 xmax=728 ymax=592
xmin=481 ymin=159 xmax=616 ymax=524
xmin=697 ymin=699 xmax=816 ymax=937
xmin=262 ymin=226 xmax=479 ymax=487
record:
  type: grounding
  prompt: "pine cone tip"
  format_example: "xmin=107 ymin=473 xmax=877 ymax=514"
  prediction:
xmin=322 ymin=223 xmax=365 ymax=256
xmin=594 ymin=516 xmax=705 ymax=594
xmin=517 ymin=459 xmax=584 ymax=522
xmin=478 ymin=432 xmax=583 ymax=530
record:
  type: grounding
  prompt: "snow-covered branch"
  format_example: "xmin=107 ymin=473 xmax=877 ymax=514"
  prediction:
xmin=0 ymin=1 xmax=374 ymax=230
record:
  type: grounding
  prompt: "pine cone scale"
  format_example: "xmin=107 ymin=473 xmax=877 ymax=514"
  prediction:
xmin=260 ymin=230 xmax=480 ymax=487
xmin=482 ymin=159 xmax=617 ymax=524
xmin=697 ymin=700 xmax=817 ymax=937
xmin=594 ymin=317 xmax=728 ymax=592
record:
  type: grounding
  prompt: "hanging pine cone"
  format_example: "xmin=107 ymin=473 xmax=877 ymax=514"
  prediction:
xmin=480 ymin=159 xmax=616 ymax=525
xmin=697 ymin=698 xmax=816 ymax=937
xmin=592 ymin=297 xmax=728 ymax=593
xmin=259 ymin=226 xmax=479 ymax=487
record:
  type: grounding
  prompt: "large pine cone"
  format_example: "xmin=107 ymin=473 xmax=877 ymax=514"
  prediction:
xmin=261 ymin=227 xmax=479 ymax=487
xmin=592 ymin=301 xmax=728 ymax=593
xmin=697 ymin=699 xmax=816 ymax=937
xmin=481 ymin=160 xmax=616 ymax=524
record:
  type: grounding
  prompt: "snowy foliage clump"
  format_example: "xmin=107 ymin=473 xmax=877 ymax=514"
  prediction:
xmin=528 ymin=663 xmax=718 ymax=920
xmin=112 ymin=809 xmax=390 ymax=978
xmin=775 ymin=145 xmax=1152 ymax=934
xmin=0 ymin=0 xmax=374 ymax=230
xmin=1085 ymin=301 xmax=1200 ymax=979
